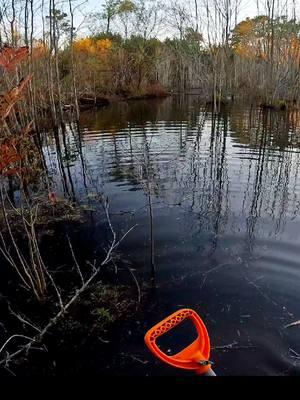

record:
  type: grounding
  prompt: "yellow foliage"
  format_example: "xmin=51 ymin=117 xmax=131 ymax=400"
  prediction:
xmin=232 ymin=19 xmax=257 ymax=59
xmin=73 ymin=38 xmax=112 ymax=55
xmin=96 ymin=39 xmax=113 ymax=52
xmin=233 ymin=17 xmax=300 ymax=65
xmin=234 ymin=43 xmax=256 ymax=59
xmin=235 ymin=19 xmax=254 ymax=38
xmin=235 ymin=43 xmax=269 ymax=60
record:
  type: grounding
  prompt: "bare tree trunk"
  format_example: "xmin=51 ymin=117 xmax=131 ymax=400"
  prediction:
xmin=69 ymin=0 xmax=80 ymax=121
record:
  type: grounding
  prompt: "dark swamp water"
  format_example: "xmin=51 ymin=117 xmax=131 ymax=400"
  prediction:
xmin=42 ymin=95 xmax=300 ymax=376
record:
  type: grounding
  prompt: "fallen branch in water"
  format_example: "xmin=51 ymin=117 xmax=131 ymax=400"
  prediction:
xmin=0 ymin=197 xmax=137 ymax=370
xmin=120 ymin=352 xmax=149 ymax=365
xmin=0 ymin=334 xmax=36 ymax=355
xmin=212 ymin=341 xmax=256 ymax=351
xmin=7 ymin=304 xmax=42 ymax=334
xmin=284 ymin=320 xmax=300 ymax=329
xmin=289 ymin=348 xmax=300 ymax=360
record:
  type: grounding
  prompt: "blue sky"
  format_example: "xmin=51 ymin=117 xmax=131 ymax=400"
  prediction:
xmin=83 ymin=0 xmax=259 ymax=20
xmin=71 ymin=0 xmax=259 ymax=37
xmin=52 ymin=0 xmax=299 ymax=40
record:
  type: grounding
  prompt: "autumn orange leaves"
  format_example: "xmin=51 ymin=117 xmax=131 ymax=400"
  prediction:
xmin=0 ymin=74 xmax=33 ymax=120
xmin=0 ymin=46 xmax=34 ymax=179
xmin=0 ymin=46 xmax=29 ymax=72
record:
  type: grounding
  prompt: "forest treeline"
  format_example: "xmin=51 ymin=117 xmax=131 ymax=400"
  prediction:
xmin=0 ymin=0 xmax=299 ymax=126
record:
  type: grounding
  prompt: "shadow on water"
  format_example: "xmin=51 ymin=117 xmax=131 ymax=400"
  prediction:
xmin=42 ymin=96 xmax=300 ymax=376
